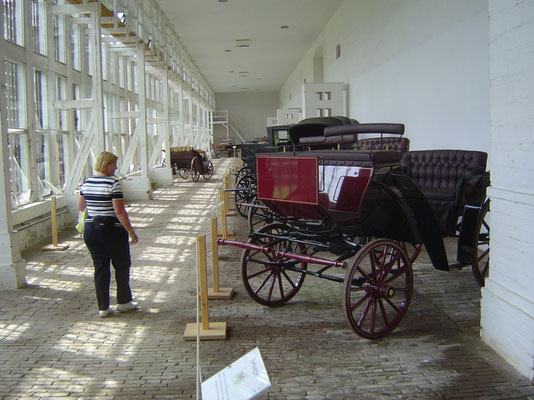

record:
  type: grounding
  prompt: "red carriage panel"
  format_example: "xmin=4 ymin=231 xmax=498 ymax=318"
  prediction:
xmin=257 ymin=156 xmax=319 ymax=205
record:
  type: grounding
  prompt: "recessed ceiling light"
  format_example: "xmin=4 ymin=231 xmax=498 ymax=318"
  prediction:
xmin=236 ymin=39 xmax=251 ymax=48
xmin=281 ymin=25 xmax=289 ymax=29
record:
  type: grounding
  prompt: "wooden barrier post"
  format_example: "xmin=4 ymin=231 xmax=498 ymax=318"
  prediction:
xmin=218 ymin=189 xmax=235 ymax=239
xmin=42 ymin=196 xmax=69 ymax=251
xmin=184 ymin=235 xmax=227 ymax=341
xmin=208 ymin=217 xmax=234 ymax=300
xmin=225 ymin=173 xmax=236 ymax=214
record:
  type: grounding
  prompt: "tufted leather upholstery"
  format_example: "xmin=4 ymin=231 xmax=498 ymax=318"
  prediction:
xmin=400 ymin=150 xmax=487 ymax=236
xmin=353 ymin=137 xmax=410 ymax=152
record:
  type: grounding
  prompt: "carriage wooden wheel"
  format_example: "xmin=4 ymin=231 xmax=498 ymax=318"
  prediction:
xmin=343 ymin=239 xmax=413 ymax=339
xmin=472 ymin=199 xmax=490 ymax=286
xmin=240 ymin=223 xmax=307 ymax=306
xmin=234 ymin=175 xmax=257 ymax=218
xmin=235 ymin=166 xmax=255 ymax=183
xmin=248 ymin=198 xmax=279 ymax=231
xmin=178 ymin=168 xmax=190 ymax=180
xmin=190 ymin=157 xmax=201 ymax=182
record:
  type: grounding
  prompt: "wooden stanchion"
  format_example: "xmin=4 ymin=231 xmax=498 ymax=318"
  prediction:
xmin=225 ymin=173 xmax=236 ymax=214
xmin=208 ymin=217 xmax=234 ymax=300
xmin=184 ymin=235 xmax=227 ymax=341
xmin=218 ymin=189 xmax=235 ymax=239
xmin=42 ymin=196 xmax=69 ymax=251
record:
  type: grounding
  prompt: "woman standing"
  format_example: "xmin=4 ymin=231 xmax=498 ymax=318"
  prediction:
xmin=78 ymin=151 xmax=139 ymax=317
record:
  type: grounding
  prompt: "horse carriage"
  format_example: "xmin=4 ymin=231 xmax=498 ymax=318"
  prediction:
xmin=170 ymin=149 xmax=214 ymax=182
xmin=219 ymin=119 xmax=490 ymax=339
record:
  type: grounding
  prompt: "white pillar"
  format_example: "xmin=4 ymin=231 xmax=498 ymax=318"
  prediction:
xmin=0 ymin=18 xmax=27 ymax=289
xmin=481 ymin=0 xmax=534 ymax=381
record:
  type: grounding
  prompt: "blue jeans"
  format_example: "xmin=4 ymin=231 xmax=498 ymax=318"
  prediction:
xmin=84 ymin=222 xmax=132 ymax=310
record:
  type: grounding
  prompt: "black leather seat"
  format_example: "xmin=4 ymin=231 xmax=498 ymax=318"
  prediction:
xmin=400 ymin=149 xmax=488 ymax=236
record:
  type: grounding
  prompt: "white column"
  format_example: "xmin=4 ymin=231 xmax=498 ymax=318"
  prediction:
xmin=91 ymin=4 xmax=105 ymax=154
xmin=481 ymin=0 xmax=534 ymax=381
xmin=0 ymin=18 xmax=27 ymax=289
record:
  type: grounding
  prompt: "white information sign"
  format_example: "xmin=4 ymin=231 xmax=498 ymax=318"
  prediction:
xmin=201 ymin=347 xmax=271 ymax=400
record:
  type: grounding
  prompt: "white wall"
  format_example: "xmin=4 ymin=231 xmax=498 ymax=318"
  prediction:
xmin=481 ymin=0 xmax=534 ymax=381
xmin=280 ymin=0 xmax=490 ymax=152
xmin=215 ymin=92 xmax=279 ymax=144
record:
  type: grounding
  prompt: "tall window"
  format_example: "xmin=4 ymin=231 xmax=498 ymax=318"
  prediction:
xmin=56 ymin=75 xmax=67 ymax=131
xmin=6 ymin=60 xmax=26 ymax=129
xmin=3 ymin=0 xmax=24 ymax=45
xmin=33 ymin=69 xmax=48 ymax=129
xmin=53 ymin=14 xmax=66 ymax=63
xmin=31 ymin=0 xmax=47 ymax=55
xmin=57 ymin=134 xmax=67 ymax=189
xmin=71 ymin=24 xmax=81 ymax=70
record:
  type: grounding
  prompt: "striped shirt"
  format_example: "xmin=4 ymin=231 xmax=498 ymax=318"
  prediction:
xmin=80 ymin=176 xmax=123 ymax=226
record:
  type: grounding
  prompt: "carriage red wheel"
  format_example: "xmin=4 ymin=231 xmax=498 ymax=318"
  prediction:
xmin=472 ymin=199 xmax=490 ymax=286
xmin=398 ymin=242 xmax=422 ymax=263
xmin=343 ymin=239 xmax=413 ymax=339
xmin=241 ymin=223 xmax=307 ymax=306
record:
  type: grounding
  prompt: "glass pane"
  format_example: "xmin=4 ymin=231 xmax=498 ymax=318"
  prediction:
xmin=53 ymin=15 xmax=66 ymax=63
xmin=8 ymin=133 xmax=31 ymax=208
xmin=6 ymin=61 xmax=26 ymax=129
xmin=31 ymin=0 xmax=47 ymax=55
xmin=57 ymin=75 xmax=68 ymax=130
xmin=3 ymin=0 xmax=24 ymax=45
xmin=57 ymin=134 xmax=67 ymax=189
xmin=33 ymin=69 xmax=48 ymax=129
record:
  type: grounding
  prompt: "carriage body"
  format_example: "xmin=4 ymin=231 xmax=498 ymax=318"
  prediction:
xmin=222 ymin=119 xmax=490 ymax=339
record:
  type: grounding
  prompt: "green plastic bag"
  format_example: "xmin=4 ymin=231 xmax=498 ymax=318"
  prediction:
xmin=75 ymin=209 xmax=87 ymax=234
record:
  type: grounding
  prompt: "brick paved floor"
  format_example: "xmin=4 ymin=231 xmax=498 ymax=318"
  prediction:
xmin=1 ymin=157 xmax=533 ymax=399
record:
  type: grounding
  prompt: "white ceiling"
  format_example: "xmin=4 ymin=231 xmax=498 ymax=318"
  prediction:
xmin=155 ymin=0 xmax=342 ymax=93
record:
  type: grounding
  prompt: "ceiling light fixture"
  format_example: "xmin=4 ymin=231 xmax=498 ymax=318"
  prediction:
xmin=281 ymin=25 xmax=289 ymax=29
xmin=236 ymin=39 xmax=251 ymax=48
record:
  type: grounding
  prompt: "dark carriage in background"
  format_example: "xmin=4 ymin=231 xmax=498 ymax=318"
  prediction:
xmin=170 ymin=149 xmax=214 ymax=182
xmin=221 ymin=118 xmax=490 ymax=339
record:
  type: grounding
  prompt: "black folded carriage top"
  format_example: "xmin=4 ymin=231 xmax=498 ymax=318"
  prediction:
xmin=291 ymin=116 xmax=407 ymax=152
xmin=288 ymin=116 xmax=359 ymax=145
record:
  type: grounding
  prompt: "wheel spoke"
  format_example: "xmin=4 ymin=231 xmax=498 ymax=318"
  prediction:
xmin=350 ymin=291 xmax=371 ymax=313
xmin=280 ymin=269 xmax=297 ymax=289
xmin=383 ymin=296 xmax=402 ymax=314
xmin=357 ymin=296 xmax=374 ymax=329
xmin=477 ymin=248 xmax=489 ymax=263
xmin=384 ymin=264 xmax=409 ymax=285
xmin=253 ymin=270 xmax=274 ymax=295
xmin=377 ymin=298 xmax=389 ymax=327
xmin=277 ymin=273 xmax=285 ymax=299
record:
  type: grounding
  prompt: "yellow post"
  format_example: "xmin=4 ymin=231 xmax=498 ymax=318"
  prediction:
xmin=183 ymin=235 xmax=227 ymax=340
xmin=225 ymin=173 xmax=235 ymax=213
xmin=51 ymin=196 xmax=59 ymax=246
xmin=208 ymin=218 xmax=235 ymax=300
xmin=219 ymin=190 xmax=227 ymax=239
xmin=198 ymin=235 xmax=209 ymax=331
xmin=42 ymin=196 xmax=69 ymax=251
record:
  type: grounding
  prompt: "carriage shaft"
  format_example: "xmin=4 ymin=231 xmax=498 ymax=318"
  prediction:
xmin=217 ymin=239 xmax=347 ymax=268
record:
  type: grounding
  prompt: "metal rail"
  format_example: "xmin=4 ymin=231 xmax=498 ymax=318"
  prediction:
xmin=217 ymin=238 xmax=347 ymax=269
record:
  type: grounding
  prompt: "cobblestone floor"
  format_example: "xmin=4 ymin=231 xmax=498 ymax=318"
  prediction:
xmin=1 ymin=157 xmax=533 ymax=399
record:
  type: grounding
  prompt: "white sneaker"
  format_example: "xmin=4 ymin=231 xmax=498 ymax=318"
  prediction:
xmin=98 ymin=308 xmax=110 ymax=318
xmin=116 ymin=301 xmax=139 ymax=313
